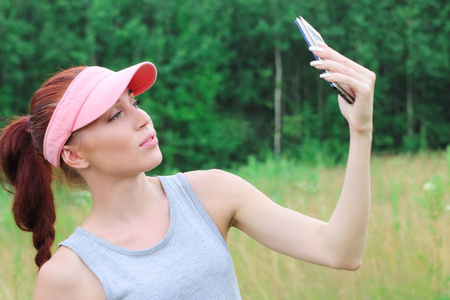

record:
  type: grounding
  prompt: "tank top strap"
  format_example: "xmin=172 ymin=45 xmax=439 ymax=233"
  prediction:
xmin=157 ymin=173 xmax=226 ymax=246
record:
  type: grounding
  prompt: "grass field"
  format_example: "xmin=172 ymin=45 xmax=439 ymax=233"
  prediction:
xmin=0 ymin=151 xmax=449 ymax=299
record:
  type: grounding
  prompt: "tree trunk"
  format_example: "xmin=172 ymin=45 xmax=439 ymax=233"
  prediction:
xmin=274 ymin=45 xmax=282 ymax=158
xmin=407 ymin=72 xmax=414 ymax=137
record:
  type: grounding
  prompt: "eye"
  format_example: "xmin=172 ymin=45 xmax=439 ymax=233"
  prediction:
xmin=132 ymin=100 xmax=141 ymax=108
xmin=108 ymin=111 xmax=123 ymax=122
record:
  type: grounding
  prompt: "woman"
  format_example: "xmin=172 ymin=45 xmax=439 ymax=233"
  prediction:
xmin=0 ymin=44 xmax=375 ymax=299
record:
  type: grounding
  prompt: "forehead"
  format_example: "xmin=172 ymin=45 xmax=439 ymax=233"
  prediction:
xmin=97 ymin=88 xmax=133 ymax=115
xmin=113 ymin=88 xmax=134 ymax=104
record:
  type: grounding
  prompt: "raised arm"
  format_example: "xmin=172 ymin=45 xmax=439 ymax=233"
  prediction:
xmin=187 ymin=45 xmax=375 ymax=270
xmin=309 ymin=44 xmax=375 ymax=269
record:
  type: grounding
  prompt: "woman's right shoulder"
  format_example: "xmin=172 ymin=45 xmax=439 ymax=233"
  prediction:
xmin=33 ymin=246 xmax=106 ymax=300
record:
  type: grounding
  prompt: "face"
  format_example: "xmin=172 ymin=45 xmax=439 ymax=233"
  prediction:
xmin=70 ymin=88 xmax=162 ymax=178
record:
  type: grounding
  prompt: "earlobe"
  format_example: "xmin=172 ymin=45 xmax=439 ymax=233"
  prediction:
xmin=61 ymin=146 xmax=89 ymax=169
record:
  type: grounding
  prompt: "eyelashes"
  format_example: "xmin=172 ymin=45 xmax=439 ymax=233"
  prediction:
xmin=108 ymin=111 xmax=123 ymax=122
xmin=133 ymin=100 xmax=141 ymax=108
xmin=108 ymin=100 xmax=141 ymax=122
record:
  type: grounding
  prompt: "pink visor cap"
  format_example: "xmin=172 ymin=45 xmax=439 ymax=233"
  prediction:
xmin=43 ymin=62 xmax=157 ymax=167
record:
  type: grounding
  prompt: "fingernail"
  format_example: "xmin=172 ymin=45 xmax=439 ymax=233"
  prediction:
xmin=309 ymin=46 xmax=323 ymax=52
xmin=319 ymin=73 xmax=332 ymax=78
xmin=317 ymin=41 xmax=327 ymax=47
xmin=310 ymin=60 xmax=324 ymax=66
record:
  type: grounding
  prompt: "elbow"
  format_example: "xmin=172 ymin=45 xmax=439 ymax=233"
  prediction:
xmin=342 ymin=260 xmax=362 ymax=271
xmin=330 ymin=257 xmax=363 ymax=271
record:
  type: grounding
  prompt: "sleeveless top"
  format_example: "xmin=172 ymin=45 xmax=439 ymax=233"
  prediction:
xmin=59 ymin=173 xmax=242 ymax=300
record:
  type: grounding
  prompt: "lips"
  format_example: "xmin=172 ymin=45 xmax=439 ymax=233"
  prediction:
xmin=140 ymin=132 xmax=158 ymax=147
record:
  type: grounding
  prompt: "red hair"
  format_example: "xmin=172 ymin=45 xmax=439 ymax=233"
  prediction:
xmin=0 ymin=66 xmax=87 ymax=269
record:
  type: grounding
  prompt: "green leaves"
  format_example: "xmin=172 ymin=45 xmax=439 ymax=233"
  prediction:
xmin=1 ymin=0 xmax=448 ymax=170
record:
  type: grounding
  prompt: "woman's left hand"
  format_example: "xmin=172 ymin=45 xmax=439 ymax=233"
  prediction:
xmin=309 ymin=44 xmax=376 ymax=135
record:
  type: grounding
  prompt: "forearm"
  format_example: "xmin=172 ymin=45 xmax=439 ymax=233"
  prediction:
xmin=323 ymin=128 xmax=372 ymax=270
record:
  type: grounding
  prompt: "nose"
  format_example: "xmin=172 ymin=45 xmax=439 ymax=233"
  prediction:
xmin=136 ymin=108 xmax=153 ymax=130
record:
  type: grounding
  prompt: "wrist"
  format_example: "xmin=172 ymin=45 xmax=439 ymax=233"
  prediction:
xmin=349 ymin=125 xmax=373 ymax=140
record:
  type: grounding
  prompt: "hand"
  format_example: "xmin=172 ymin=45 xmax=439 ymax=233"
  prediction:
xmin=309 ymin=44 xmax=376 ymax=135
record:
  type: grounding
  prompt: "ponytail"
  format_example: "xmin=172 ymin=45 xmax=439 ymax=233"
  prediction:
xmin=0 ymin=116 xmax=55 ymax=268
xmin=0 ymin=66 xmax=86 ymax=269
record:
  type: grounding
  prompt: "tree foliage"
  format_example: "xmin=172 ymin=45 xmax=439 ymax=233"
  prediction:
xmin=0 ymin=0 xmax=449 ymax=171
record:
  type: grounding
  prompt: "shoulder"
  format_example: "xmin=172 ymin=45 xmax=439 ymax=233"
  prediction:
xmin=183 ymin=169 xmax=257 ymax=204
xmin=182 ymin=169 xmax=252 ymax=237
xmin=33 ymin=246 xmax=105 ymax=300
xmin=183 ymin=169 xmax=250 ymax=195
xmin=183 ymin=168 xmax=231 ymax=181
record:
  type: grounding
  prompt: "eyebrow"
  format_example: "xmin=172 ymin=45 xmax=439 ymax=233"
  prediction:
xmin=111 ymin=89 xmax=133 ymax=106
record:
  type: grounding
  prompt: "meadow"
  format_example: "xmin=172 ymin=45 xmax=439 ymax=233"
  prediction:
xmin=0 ymin=151 xmax=448 ymax=299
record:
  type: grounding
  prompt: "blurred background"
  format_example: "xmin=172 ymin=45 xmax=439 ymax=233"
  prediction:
xmin=0 ymin=0 xmax=449 ymax=299
xmin=1 ymin=0 xmax=448 ymax=171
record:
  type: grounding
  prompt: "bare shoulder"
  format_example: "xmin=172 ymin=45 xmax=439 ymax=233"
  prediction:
xmin=33 ymin=246 xmax=105 ymax=300
xmin=183 ymin=169 xmax=257 ymax=204
xmin=182 ymin=169 xmax=251 ymax=239
xmin=183 ymin=169 xmax=248 ymax=193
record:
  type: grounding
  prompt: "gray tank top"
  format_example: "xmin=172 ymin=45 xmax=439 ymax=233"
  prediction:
xmin=59 ymin=173 xmax=241 ymax=299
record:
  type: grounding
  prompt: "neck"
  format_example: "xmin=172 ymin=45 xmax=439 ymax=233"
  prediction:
xmin=81 ymin=172 xmax=164 ymax=231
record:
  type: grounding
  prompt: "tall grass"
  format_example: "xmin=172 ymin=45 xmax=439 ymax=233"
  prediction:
xmin=230 ymin=151 xmax=449 ymax=299
xmin=0 ymin=151 xmax=448 ymax=299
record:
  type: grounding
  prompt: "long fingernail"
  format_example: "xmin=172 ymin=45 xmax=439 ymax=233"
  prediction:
xmin=310 ymin=60 xmax=324 ymax=66
xmin=319 ymin=73 xmax=332 ymax=78
xmin=309 ymin=46 xmax=323 ymax=52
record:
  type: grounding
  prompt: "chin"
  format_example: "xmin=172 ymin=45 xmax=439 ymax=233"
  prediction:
xmin=144 ymin=150 xmax=163 ymax=172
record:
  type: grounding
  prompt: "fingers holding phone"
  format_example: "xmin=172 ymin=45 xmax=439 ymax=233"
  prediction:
xmin=310 ymin=44 xmax=376 ymax=134
xmin=295 ymin=16 xmax=376 ymax=133
xmin=310 ymin=45 xmax=375 ymax=99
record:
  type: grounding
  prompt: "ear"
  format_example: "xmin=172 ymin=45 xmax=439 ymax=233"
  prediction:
xmin=61 ymin=145 xmax=89 ymax=169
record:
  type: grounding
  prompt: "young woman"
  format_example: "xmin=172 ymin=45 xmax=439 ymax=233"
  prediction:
xmin=0 ymin=44 xmax=375 ymax=299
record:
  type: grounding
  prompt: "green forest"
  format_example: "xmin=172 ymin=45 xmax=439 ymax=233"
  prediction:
xmin=1 ymin=0 xmax=449 ymax=171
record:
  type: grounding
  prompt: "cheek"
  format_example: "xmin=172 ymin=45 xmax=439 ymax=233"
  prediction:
xmin=86 ymin=143 xmax=137 ymax=173
xmin=92 ymin=139 xmax=131 ymax=156
xmin=83 ymin=130 xmax=133 ymax=161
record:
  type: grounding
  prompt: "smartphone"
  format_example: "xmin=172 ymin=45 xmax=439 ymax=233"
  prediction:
xmin=295 ymin=16 xmax=355 ymax=104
